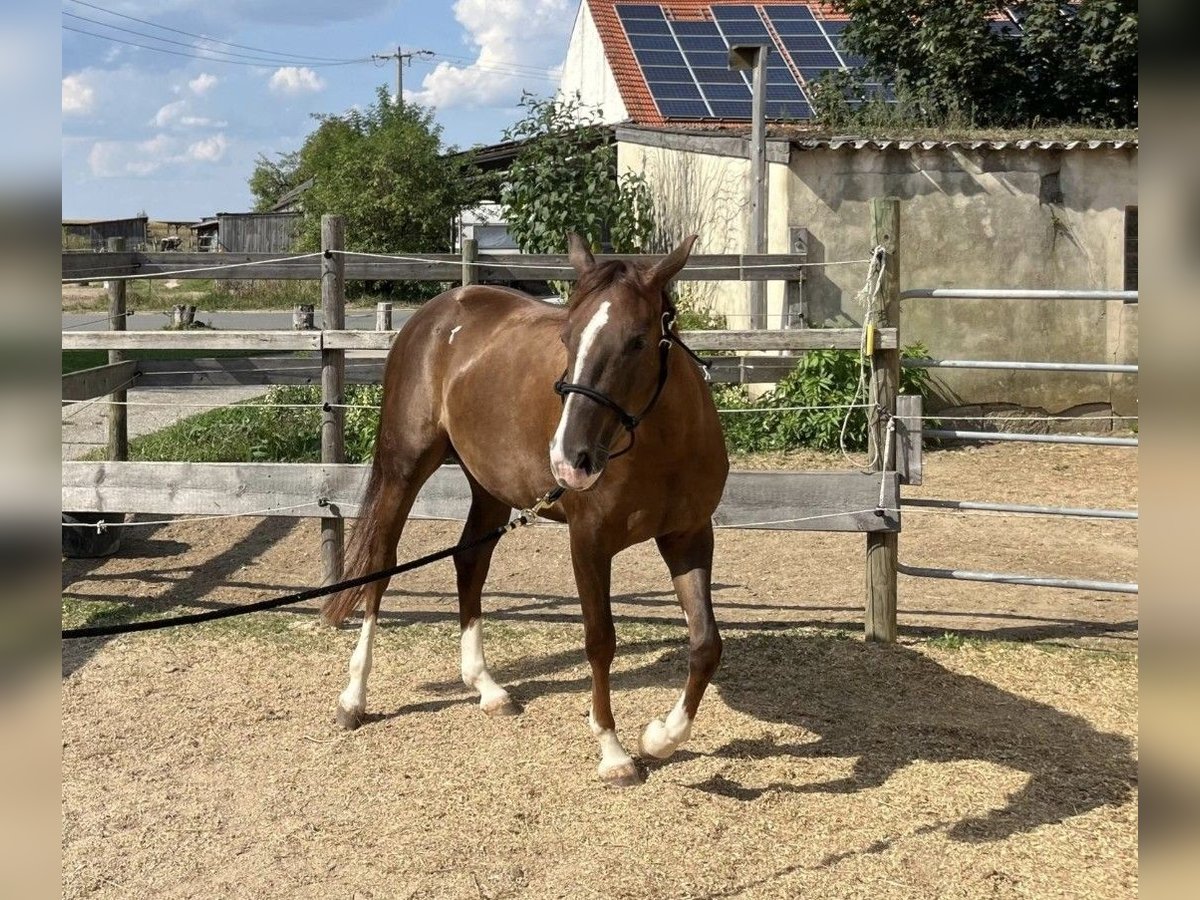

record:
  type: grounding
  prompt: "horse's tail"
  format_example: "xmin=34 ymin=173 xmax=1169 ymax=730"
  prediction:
xmin=320 ymin=454 xmax=390 ymax=627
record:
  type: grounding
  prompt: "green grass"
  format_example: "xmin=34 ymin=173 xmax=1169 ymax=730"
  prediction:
xmin=925 ymin=632 xmax=986 ymax=652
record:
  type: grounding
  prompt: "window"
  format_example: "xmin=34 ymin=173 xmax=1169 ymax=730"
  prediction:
xmin=1124 ymin=206 xmax=1137 ymax=296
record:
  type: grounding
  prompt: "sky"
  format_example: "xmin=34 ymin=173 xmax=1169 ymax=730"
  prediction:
xmin=60 ymin=0 xmax=578 ymax=220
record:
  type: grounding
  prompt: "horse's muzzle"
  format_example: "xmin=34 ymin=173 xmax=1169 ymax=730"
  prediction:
xmin=549 ymin=445 xmax=605 ymax=491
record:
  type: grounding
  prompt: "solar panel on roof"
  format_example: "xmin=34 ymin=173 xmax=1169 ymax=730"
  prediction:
xmin=649 ymin=82 xmax=704 ymax=100
xmin=785 ymin=34 xmax=835 ymax=52
xmin=682 ymin=50 xmax=734 ymax=68
xmin=628 ymin=33 xmax=680 ymax=51
xmin=691 ymin=67 xmax=747 ymax=84
xmin=766 ymin=101 xmax=812 ymax=119
xmin=708 ymin=100 xmax=753 ymax=117
xmin=632 ymin=49 xmax=687 ymax=66
xmin=657 ymin=99 xmax=710 ymax=118
xmin=766 ymin=5 xmax=815 ymax=19
xmin=789 ymin=49 xmax=841 ymax=67
xmin=710 ymin=4 xmax=762 ymax=19
xmin=703 ymin=82 xmax=751 ymax=100
xmin=615 ymin=3 xmax=666 ymax=18
xmin=676 ymin=35 xmax=728 ymax=52
xmin=642 ymin=65 xmax=693 ymax=83
xmin=622 ymin=17 xmax=671 ymax=35
xmin=673 ymin=21 xmax=721 ymax=37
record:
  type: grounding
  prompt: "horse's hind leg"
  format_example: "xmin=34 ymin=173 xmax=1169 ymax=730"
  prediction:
xmin=455 ymin=476 xmax=519 ymax=716
xmin=328 ymin=435 xmax=449 ymax=730
xmin=639 ymin=525 xmax=722 ymax=760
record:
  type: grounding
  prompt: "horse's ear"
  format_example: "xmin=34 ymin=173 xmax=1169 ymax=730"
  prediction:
xmin=567 ymin=232 xmax=595 ymax=276
xmin=648 ymin=234 xmax=698 ymax=289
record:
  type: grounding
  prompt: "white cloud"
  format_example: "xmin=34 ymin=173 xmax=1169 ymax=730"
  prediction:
xmin=88 ymin=132 xmax=230 ymax=177
xmin=406 ymin=0 xmax=569 ymax=110
xmin=150 ymin=100 xmax=227 ymax=129
xmin=187 ymin=133 xmax=228 ymax=162
xmin=62 ymin=74 xmax=95 ymax=115
xmin=268 ymin=66 xmax=325 ymax=95
xmin=188 ymin=72 xmax=219 ymax=95
xmin=151 ymin=100 xmax=188 ymax=127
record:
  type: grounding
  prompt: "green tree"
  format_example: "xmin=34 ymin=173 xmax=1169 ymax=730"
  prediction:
xmin=825 ymin=1 xmax=1137 ymax=128
xmin=246 ymin=86 xmax=475 ymax=289
xmin=499 ymin=94 xmax=654 ymax=255
xmin=292 ymin=87 xmax=474 ymax=256
xmin=248 ymin=150 xmax=300 ymax=211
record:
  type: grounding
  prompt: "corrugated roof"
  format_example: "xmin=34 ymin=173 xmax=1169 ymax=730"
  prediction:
xmin=792 ymin=138 xmax=1138 ymax=151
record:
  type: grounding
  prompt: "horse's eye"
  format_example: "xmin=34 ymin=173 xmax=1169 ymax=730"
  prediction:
xmin=630 ymin=335 xmax=648 ymax=352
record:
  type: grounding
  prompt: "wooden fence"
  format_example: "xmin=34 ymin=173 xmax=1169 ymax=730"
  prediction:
xmin=62 ymin=199 xmax=908 ymax=641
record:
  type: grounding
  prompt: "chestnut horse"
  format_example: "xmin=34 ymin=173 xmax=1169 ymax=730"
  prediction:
xmin=321 ymin=234 xmax=729 ymax=786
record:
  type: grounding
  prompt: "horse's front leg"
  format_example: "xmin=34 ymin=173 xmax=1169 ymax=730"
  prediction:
xmin=640 ymin=525 xmax=722 ymax=760
xmin=571 ymin=529 xmax=640 ymax=787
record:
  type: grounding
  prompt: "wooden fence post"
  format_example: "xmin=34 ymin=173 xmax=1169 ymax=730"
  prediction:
xmin=865 ymin=198 xmax=900 ymax=643
xmin=461 ymin=238 xmax=478 ymax=287
xmin=106 ymin=236 xmax=128 ymax=462
xmin=375 ymin=301 xmax=393 ymax=332
xmin=321 ymin=215 xmax=346 ymax=586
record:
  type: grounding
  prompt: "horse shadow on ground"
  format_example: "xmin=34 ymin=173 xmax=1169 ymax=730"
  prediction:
xmin=411 ymin=631 xmax=1135 ymax=845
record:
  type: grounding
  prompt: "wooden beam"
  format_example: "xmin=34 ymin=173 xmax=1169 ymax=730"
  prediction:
xmin=63 ymin=464 xmax=900 ymax=533
xmin=320 ymin=215 xmax=346 ymax=586
xmin=133 ymin=356 xmax=386 ymax=387
xmin=61 ymin=250 xmax=136 ymax=282
xmin=62 ymin=330 xmax=322 ymax=351
xmin=61 ymin=360 xmax=138 ymax=402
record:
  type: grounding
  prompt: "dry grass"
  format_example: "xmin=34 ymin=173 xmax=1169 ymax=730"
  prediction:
xmin=62 ymin=625 xmax=1136 ymax=899
xmin=62 ymin=444 xmax=1138 ymax=897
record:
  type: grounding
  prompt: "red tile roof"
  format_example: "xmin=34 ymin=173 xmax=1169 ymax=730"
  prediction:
xmin=586 ymin=1 xmax=847 ymax=126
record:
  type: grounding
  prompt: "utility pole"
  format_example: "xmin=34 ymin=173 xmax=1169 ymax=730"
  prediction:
xmin=729 ymin=44 xmax=770 ymax=330
xmin=371 ymin=46 xmax=434 ymax=105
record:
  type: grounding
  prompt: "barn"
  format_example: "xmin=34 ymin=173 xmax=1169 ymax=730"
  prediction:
xmin=61 ymin=215 xmax=149 ymax=250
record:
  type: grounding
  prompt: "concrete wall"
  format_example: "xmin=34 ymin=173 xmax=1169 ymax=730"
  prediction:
xmin=559 ymin=1 xmax=629 ymax=124
xmin=621 ymin=135 xmax=1138 ymax=415
xmin=786 ymin=145 xmax=1138 ymax=415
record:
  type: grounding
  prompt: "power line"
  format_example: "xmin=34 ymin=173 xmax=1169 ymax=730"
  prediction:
xmin=63 ymin=12 xmax=369 ymax=67
xmin=64 ymin=0 xmax=364 ymax=63
xmin=62 ymin=24 xmax=361 ymax=68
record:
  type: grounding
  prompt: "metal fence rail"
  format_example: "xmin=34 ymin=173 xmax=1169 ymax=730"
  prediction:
xmin=897 ymin=563 xmax=1137 ymax=595
xmin=925 ymin=429 xmax=1138 ymax=448
xmin=901 ymin=498 xmax=1138 ymax=521
xmin=903 ymin=358 xmax=1138 ymax=374
xmin=902 ymin=288 xmax=1137 ymax=301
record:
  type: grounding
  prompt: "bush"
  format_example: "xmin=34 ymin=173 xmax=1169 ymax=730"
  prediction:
xmin=715 ymin=344 xmax=933 ymax=454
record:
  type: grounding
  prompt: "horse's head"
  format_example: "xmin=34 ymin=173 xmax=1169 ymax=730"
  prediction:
xmin=549 ymin=232 xmax=697 ymax=491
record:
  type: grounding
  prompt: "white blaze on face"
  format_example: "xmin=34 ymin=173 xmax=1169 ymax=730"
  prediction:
xmin=549 ymin=300 xmax=611 ymax=490
xmin=338 ymin=614 xmax=376 ymax=716
xmin=460 ymin=618 xmax=511 ymax=710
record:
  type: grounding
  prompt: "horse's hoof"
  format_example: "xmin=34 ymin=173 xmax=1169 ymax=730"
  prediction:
xmin=639 ymin=718 xmax=678 ymax=760
xmin=481 ymin=694 xmax=521 ymax=717
xmin=335 ymin=705 xmax=364 ymax=731
xmin=599 ymin=761 xmax=642 ymax=788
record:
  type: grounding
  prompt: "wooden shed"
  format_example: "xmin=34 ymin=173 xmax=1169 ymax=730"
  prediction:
xmin=62 ymin=216 xmax=149 ymax=250
xmin=190 ymin=212 xmax=301 ymax=253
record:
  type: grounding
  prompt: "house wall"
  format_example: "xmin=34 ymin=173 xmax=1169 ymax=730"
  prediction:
xmin=560 ymin=0 xmax=629 ymax=123
xmin=620 ymin=136 xmax=1138 ymax=415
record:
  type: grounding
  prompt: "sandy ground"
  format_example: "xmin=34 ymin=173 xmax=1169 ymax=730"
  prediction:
xmin=62 ymin=444 xmax=1138 ymax=898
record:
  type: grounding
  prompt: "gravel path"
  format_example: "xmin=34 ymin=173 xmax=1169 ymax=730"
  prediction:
xmin=61 ymin=385 xmax=267 ymax=461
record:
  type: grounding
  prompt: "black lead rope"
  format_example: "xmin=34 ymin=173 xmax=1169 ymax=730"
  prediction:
xmin=61 ymin=487 xmax=567 ymax=640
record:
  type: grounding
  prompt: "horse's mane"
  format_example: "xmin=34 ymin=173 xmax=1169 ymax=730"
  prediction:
xmin=569 ymin=260 xmax=643 ymax=310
